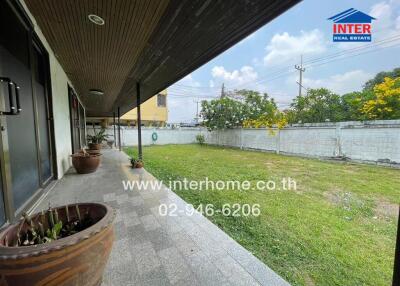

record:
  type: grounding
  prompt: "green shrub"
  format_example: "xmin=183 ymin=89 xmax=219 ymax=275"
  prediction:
xmin=195 ymin=134 xmax=205 ymax=145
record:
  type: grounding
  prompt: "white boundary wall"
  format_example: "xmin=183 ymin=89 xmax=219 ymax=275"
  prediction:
xmin=88 ymin=127 xmax=202 ymax=147
xmin=91 ymin=120 xmax=400 ymax=165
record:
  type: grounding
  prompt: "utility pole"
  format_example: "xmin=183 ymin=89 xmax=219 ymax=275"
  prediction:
xmin=194 ymin=99 xmax=200 ymax=124
xmin=295 ymin=55 xmax=305 ymax=97
xmin=136 ymin=82 xmax=143 ymax=160
xmin=220 ymin=83 xmax=225 ymax=98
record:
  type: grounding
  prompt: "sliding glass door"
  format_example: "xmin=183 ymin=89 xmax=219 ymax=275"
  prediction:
xmin=0 ymin=0 xmax=55 ymax=222
xmin=69 ymin=87 xmax=86 ymax=153
xmin=33 ymin=44 xmax=53 ymax=184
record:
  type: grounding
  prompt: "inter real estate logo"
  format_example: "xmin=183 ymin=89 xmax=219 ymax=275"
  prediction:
xmin=328 ymin=8 xmax=376 ymax=42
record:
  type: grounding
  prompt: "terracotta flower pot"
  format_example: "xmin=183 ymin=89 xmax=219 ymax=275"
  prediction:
xmin=134 ymin=161 xmax=144 ymax=168
xmin=79 ymin=148 xmax=101 ymax=155
xmin=71 ymin=153 xmax=101 ymax=174
xmin=88 ymin=143 xmax=102 ymax=150
xmin=0 ymin=203 xmax=115 ymax=286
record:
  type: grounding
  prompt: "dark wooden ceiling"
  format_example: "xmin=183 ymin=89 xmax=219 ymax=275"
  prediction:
xmin=25 ymin=0 xmax=301 ymax=116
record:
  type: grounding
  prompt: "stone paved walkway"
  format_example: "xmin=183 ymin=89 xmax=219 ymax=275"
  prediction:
xmin=34 ymin=149 xmax=290 ymax=286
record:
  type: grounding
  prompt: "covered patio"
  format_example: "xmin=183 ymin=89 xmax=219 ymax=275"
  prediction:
xmin=0 ymin=0 xmax=399 ymax=285
xmin=33 ymin=149 xmax=290 ymax=286
xmin=0 ymin=0 xmax=306 ymax=284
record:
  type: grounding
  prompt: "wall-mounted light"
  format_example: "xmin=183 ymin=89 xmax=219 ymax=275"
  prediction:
xmin=89 ymin=89 xmax=104 ymax=96
xmin=88 ymin=14 xmax=105 ymax=25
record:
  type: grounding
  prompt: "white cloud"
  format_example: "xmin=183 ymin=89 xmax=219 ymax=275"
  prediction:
xmin=296 ymin=70 xmax=372 ymax=94
xmin=263 ymin=29 xmax=326 ymax=66
xmin=395 ymin=15 xmax=400 ymax=29
xmin=211 ymin=65 xmax=258 ymax=84
xmin=178 ymin=74 xmax=201 ymax=87
xmin=209 ymin=80 xmax=215 ymax=88
xmin=371 ymin=2 xmax=393 ymax=31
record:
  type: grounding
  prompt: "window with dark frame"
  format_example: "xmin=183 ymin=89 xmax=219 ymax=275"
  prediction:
xmin=157 ymin=93 xmax=166 ymax=107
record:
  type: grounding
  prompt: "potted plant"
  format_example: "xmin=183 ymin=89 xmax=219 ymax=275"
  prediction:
xmin=0 ymin=203 xmax=115 ymax=286
xmin=87 ymin=126 xmax=109 ymax=151
xmin=71 ymin=150 xmax=101 ymax=174
xmin=79 ymin=148 xmax=100 ymax=155
xmin=129 ymin=157 xmax=144 ymax=168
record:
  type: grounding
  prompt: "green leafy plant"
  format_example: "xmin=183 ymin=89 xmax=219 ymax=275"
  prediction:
xmin=201 ymin=89 xmax=279 ymax=130
xmin=195 ymin=134 xmax=205 ymax=145
xmin=87 ymin=125 xmax=109 ymax=144
xmin=129 ymin=157 xmax=143 ymax=168
xmin=8 ymin=205 xmax=94 ymax=247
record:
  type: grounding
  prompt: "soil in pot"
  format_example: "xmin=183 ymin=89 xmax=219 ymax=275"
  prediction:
xmin=0 ymin=203 xmax=115 ymax=286
xmin=79 ymin=148 xmax=101 ymax=155
xmin=71 ymin=153 xmax=101 ymax=174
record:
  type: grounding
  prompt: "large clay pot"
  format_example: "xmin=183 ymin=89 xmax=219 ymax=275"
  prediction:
xmin=79 ymin=148 xmax=101 ymax=155
xmin=0 ymin=203 xmax=115 ymax=286
xmin=71 ymin=154 xmax=101 ymax=174
xmin=133 ymin=161 xmax=144 ymax=168
xmin=88 ymin=143 xmax=101 ymax=150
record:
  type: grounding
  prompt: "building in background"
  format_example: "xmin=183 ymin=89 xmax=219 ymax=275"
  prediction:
xmin=121 ymin=90 xmax=168 ymax=127
xmin=87 ymin=90 xmax=168 ymax=127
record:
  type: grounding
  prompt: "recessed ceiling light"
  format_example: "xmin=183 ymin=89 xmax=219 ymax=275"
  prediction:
xmin=88 ymin=14 xmax=105 ymax=25
xmin=89 ymin=89 xmax=104 ymax=96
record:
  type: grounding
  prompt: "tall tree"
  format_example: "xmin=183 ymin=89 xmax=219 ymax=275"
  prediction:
xmin=341 ymin=90 xmax=374 ymax=121
xmin=361 ymin=77 xmax=400 ymax=120
xmin=363 ymin=67 xmax=400 ymax=91
xmin=288 ymin=88 xmax=344 ymax=123
xmin=201 ymin=97 xmax=246 ymax=130
xmin=201 ymin=89 xmax=279 ymax=130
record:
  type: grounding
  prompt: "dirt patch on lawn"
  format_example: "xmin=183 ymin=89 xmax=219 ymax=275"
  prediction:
xmin=374 ymin=200 xmax=399 ymax=219
xmin=304 ymin=274 xmax=316 ymax=286
xmin=323 ymin=190 xmax=366 ymax=212
xmin=324 ymin=190 xmax=342 ymax=205
xmin=325 ymin=191 xmax=399 ymax=219
xmin=340 ymin=163 xmax=362 ymax=174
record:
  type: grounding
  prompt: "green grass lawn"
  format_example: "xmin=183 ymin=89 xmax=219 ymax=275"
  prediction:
xmin=124 ymin=144 xmax=399 ymax=286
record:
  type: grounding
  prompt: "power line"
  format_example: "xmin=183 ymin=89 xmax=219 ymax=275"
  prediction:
xmin=172 ymin=84 xmax=217 ymax=89
xmin=168 ymin=34 xmax=400 ymax=95
xmin=168 ymin=41 xmax=400 ymax=102
xmin=227 ymin=37 xmax=400 ymax=89
xmin=166 ymin=35 xmax=400 ymax=108
xmin=303 ymin=40 xmax=400 ymax=69
xmin=226 ymin=34 xmax=400 ymax=89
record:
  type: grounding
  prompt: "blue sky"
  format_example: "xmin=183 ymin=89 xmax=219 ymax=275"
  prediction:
xmin=167 ymin=0 xmax=400 ymax=123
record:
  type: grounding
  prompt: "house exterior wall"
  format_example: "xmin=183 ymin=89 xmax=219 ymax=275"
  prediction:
xmin=21 ymin=0 xmax=75 ymax=179
xmin=121 ymin=90 xmax=168 ymax=125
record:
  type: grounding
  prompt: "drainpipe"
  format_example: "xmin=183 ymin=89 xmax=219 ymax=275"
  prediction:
xmin=113 ymin=111 xmax=116 ymax=148
xmin=117 ymin=107 xmax=121 ymax=151
xmin=393 ymin=207 xmax=400 ymax=286
xmin=136 ymin=82 xmax=143 ymax=160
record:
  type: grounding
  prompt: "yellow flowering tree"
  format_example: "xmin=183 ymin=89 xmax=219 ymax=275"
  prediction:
xmin=361 ymin=77 xmax=400 ymax=119
xmin=242 ymin=110 xmax=287 ymax=134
